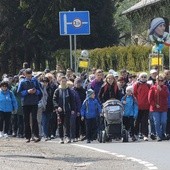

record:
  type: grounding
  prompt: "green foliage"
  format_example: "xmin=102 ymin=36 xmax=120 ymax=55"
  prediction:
xmin=54 ymin=45 xmax=170 ymax=72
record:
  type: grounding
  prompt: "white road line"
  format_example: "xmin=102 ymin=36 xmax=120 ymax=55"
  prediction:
xmin=73 ymin=144 xmax=158 ymax=170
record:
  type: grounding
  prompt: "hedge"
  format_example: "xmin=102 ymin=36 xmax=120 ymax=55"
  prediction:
xmin=52 ymin=45 xmax=169 ymax=72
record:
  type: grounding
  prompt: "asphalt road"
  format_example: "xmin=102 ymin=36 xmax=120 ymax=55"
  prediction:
xmin=74 ymin=138 xmax=170 ymax=170
xmin=0 ymin=137 xmax=148 ymax=170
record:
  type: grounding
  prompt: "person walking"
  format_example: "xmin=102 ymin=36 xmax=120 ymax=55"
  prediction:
xmin=53 ymin=76 xmax=75 ymax=144
xmin=0 ymin=81 xmax=18 ymax=138
xmin=81 ymin=89 xmax=102 ymax=143
xmin=148 ymin=74 xmax=168 ymax=141
xmin=17 ymin=68 xmax=42 ymax=143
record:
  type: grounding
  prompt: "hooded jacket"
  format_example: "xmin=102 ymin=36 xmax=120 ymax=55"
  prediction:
xmin=0 ymin=89 xmax=18 ymax=112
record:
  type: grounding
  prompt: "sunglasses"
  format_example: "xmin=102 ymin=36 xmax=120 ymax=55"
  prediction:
xmin=141 ymin=76 xmax=147 ymax=78
xmin=158 ymin=79 xmax=164 ymax=82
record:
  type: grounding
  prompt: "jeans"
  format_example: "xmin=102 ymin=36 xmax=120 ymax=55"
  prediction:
xmin=152 ymin=111 xmax=167 ymax=138
xmin=149 ymin=112 xmax=156 ymax=135
xmin=42 ymin=112 xmax=51 ymax=138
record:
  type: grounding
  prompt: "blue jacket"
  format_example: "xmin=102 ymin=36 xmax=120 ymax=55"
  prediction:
xmin=17 ymin=77 xmax=42 ymax=106
xmin=0 ymin=89 xmax=18 ymax=112
xmin=81 ymin=97 xmax=102 ymax=119
xmin=121 ymin=95 xmax=138 ymax=119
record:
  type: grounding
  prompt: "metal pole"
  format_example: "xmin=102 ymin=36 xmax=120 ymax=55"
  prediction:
xmin=73 ymin=8 xmax=77 ymax=73
xmin=74 ymin=34 xmax=77 ymax=73
xmin=69 ymin=35 xmax=73 ymax=69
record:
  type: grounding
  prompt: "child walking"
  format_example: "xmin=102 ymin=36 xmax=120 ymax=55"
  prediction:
xmin=121 ymin=86 xmax=138 ymax=141
xmin=81 ymin=89 xmax=102 ymax=143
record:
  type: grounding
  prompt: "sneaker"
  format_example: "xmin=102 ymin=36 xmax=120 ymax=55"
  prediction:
xmin=157 ymin=137 xmax=162 ymax=142
xmin=166 ymin=134 xmax=170 ymax=140
xmin=150 ymin=134 xmax=156 ymax=140
xmin=4 ymin=133 xmax=8 ymax=138
xmin=0 ymin=131 xmax=3 ymax=138
xmin=45 ymin=137 xmax=49 ymax=141
xmin=65 ymin=138 xmax=71 ymax=143
xmin=34 ymin=137 xmax=41 ymax=143
xmin=59 ymin=138 xmax=64 ymax=144
xmin=162 ymin=134 xmax=168 ymax=140
xmin=144 ymin=136 xmax=148 ymax=141
xmin=87 ymin=140 xmax=91 ymax=143
xmin=26 ymin=139 xmax=30 ymax=143
xmin=12 ymin=132 xmax=16 ymax=137
xmin=132 ymin=136 xmax=137 ymax=142
xmin=73 ymin=138 xmax=78 ymax=142
xmin=51 ymin=135 xmax=55 ymax=139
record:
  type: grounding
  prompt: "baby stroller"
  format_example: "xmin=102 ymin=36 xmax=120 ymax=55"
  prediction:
xmin=98 ymin=99 xmax=128 ymax=143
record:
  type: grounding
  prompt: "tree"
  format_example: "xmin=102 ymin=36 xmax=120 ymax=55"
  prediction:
xmin=71 ymin=0 xmax=119 ymax=48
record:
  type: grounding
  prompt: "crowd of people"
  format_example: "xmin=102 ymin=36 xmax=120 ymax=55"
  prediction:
xmin=0 ymin=61 xmax=170 ymax=144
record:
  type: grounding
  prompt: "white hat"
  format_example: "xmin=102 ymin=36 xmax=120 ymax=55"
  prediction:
xmin=126 ymin=86 xmax=133 ymax=93
xmin=139 ymin=72 xmax=148 ymax=78
xmin=150 ymin=69 xmax=157 ymax=74
xmin=113 ymin=72 xmax=119 ymax=77
xmin=108 ymin=69 xmax=116 ymax=75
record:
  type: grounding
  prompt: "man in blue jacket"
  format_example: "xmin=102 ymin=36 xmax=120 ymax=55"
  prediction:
xmin=17 ymin=68 xmax=42 ymax=143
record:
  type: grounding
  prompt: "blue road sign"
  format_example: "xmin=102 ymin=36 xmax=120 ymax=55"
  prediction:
xmin=59 ymin=11 xmax=90 ymax=35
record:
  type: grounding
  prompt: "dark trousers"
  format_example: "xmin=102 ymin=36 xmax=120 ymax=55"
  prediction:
xmin=49 ymin=112 xmax=57 ymax=137
xmin=123 ymin=116 xmax=135 ymax=136
xmin=0 ymin=111 xmax=11 ymax=134
xmin=77 ymin=116 xmax=86 ymax=137
xmin=70 ymin=113 xmax=76 ymax=139
xmin=166 ymin=108 xmax=170 ymax=135
xmin=85 ymin=118 xmax=97 ymax=141
xmin=11 ymin=114 xmax=24 ymax=136
xmin=134 ymin=110 xmax=149 ymax=137
xmin=58 ymin=112 xmax=71 ymax=138
xmin=23 ymin=105 xmax=39 ymax=139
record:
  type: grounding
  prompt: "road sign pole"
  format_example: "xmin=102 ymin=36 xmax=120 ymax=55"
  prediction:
xmin=69 ymin=35 xmax=73 ymax=69
xmin=74 ymin=35 xmax=77 ymax=73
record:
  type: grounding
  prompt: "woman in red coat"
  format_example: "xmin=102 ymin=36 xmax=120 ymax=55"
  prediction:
xmin=148 ymin=74 xmax=168 ymax=141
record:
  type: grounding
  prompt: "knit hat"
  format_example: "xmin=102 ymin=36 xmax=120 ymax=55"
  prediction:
xmin=149 ymin=17 xmax=165 ymax=35
xmin=86 ymin=89 xmax=94 ymax=98
xmin=126 ymin=86 xmax=133 ymax=93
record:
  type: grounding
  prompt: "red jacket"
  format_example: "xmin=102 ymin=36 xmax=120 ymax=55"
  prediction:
xmin=133 ymin=82 xmax=150 ymax=110
xmin=148 ymin=84 xmax=168 ymax=112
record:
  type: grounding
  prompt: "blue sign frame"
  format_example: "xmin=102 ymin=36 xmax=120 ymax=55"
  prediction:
xmin=59 ymin=11 xmax=90 ymax=35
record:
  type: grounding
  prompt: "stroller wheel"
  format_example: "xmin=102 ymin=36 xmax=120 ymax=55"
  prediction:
xmin=98 ymin=131 xmax=102 ymax=143
xmin=102 ymin=130 xmax=106 ymax=143
xmin=122 ymin=129 xmax=129 ymax=142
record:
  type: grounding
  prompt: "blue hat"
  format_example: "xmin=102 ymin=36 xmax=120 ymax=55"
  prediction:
xmin=86 ymin=89 xmax=94 ymax=98
xmin=149 ymin=17 xmax=165 ymax=35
